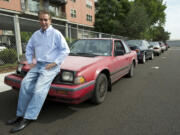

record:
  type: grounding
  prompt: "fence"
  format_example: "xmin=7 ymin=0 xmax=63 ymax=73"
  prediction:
xmin=0 ymin=12 xmax=127 ymax=66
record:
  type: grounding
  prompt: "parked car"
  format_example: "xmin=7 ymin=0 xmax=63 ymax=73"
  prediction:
xmin=159 ymin=41 xmax=167 ymax=53
xmin=149 ymin=41 xmax=161 ymax=56
xmin=126 ymin=40 xmax=154 ymax=64
xmin=164 ymin=43 xmax=169 ymax=50
xmin=0 ymin=43 xmax=7 ymax=51
xmin=4 ymin=38 xmax=138 ymax=104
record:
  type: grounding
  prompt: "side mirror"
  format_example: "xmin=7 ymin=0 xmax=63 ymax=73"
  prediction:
xmin=115 ymin=50 xmax=124 ymax=56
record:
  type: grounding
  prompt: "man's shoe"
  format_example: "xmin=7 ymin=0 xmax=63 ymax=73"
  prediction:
xmin=6 ymin=117 xmax=23 ymax=125
xmin=10 ymin=118 xmax=32 ymax=133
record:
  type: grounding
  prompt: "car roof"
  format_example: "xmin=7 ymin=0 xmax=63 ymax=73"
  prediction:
xmin=79 ymin=38 xmax=123 ymax=41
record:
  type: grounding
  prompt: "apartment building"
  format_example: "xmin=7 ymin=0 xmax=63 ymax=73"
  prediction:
xmin=0 ymin=0 xmax=21 ymax=12
xmin=0 ymin=0 xmax=95 ymax=46
xmin=0 ymin=0 xmax=21 ymax=45
xmin=66 ymin=0 xmax=94 ymax=27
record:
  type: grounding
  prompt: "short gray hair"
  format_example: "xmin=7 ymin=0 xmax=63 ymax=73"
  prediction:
xmin=38 ymin=10 xmax=52 ymax=20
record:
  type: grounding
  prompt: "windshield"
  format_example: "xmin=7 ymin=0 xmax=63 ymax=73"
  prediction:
xmin=149 ymin=42 xmax=159 ymax=46
xmin=70 ymin=39 xmax=112 ymax=57
xmin=126 ymin=40 xmax=142 ymax=47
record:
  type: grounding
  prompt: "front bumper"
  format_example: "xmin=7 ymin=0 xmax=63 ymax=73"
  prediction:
xmin=4 ymin=74 xmax=95 ymax=104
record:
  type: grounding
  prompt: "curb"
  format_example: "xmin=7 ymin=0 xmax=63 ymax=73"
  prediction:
xmin=0 ymin=71 xmax=15 ymax=93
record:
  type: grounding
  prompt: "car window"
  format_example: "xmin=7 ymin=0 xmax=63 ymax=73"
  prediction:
xmin=114 ymin=40 xmax=125 ymax=53
xmin=149 ymin=42 xmax=160 ymax=47
xmin=126 ymin=40 xmax=143 ymax=48
xmin=70 ymin=39 xmax=112 ymax=56
xmin=142 ymin=40 xmax=148 ymax=49
xmin=122 ymin=41 xmax=131 ymax=53
xmin=144 ymin=40 xmax=151 ymax=48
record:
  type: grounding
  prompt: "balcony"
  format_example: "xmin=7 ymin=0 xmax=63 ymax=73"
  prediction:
xmin=49 ymin=0 xmax=67 ymax=5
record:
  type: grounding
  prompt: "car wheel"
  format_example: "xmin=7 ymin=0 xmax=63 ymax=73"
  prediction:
xmin=141 ymin=54 xmax=146 ymax=64
xmin=91 ymin=74 xmax=108 ymax=104
xmin=150 ymin=53 xmax=154 ymax=60
xmin=127 ymin=63 xmax=134 ymax=78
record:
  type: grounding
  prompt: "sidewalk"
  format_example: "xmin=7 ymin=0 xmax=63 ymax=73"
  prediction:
xmin=0 ymin=71 xmax=15 ymax=92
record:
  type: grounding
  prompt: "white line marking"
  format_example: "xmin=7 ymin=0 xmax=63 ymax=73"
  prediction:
xmin=152 ymin=66 xmax=160 ymax=69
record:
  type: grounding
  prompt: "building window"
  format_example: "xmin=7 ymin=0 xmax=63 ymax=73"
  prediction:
xmin=86 ymin=4 xmax=92 ymax=9
xmin=70 ymin=0 xmax=76 ymax=2
xmin=86 ymin=0 xmax=92 ymax=9
xmin=28 ymin=0 xmax=39 ymax=13
xmin=49 ymin=3 xmax=60 ymax=17
xmin=71 ymin=9 xmax=76 ymax=18
xmin=86 ymin=14 xmax=92 ymax=22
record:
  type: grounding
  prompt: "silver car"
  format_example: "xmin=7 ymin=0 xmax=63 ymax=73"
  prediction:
xmin=149 ymin=42 xmax=161 ymax=56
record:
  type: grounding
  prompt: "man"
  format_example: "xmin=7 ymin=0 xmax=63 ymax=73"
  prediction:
xmin=6 ymin=10 xmax=70 ymax=133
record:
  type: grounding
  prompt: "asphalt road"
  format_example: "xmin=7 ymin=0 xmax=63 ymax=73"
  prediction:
xmin=0 ymin=47 xmax=180 ymax=135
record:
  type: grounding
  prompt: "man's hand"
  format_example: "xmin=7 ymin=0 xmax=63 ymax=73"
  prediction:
xmin=28 ymin=63 xmax=36 ymax=68
xmin=45 ymin=62 xmax=57 ymax=70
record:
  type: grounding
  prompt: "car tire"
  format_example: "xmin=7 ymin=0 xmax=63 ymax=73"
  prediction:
xmin=91 ymin=73 xmax=108 ymax=104
xmin=150 ymin=53 xmax=154 ymax=60
xmin=141 ymin=54 xmax=146 ymax=64
xmin=127 ymin=63 xmax=134 ymax=78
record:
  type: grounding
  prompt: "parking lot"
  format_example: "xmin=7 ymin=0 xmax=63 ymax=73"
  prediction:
xmin=0 ymin=47 xmax=180 ymax=135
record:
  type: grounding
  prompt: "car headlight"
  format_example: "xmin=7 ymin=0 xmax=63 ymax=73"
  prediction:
xmin=17 ymin=64 xmax=24 ymax=73
xmin=61 ymin=71 xmax=86 ymax=84
xmin=74 ymin=76 xmax=85 ymax=84
xmin=61 ymin=71 xmax=74 ymax=82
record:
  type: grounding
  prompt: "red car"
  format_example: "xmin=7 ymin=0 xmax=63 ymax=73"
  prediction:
xmin=4 ymin=38 xmax=137 ymax=104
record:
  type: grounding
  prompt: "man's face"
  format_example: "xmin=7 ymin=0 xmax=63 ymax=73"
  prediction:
xmin=39 ymin=13 xmax=51 ymax=31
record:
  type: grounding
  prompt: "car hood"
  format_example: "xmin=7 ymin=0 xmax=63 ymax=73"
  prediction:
xmin=61 ymin=56 xmax=107 ymax=71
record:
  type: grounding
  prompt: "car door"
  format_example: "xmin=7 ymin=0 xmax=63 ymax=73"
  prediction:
xmin=110 ymin=40 xmax=129 ymax=82
xmin=122 ymin=40 xmax=133 ymax=65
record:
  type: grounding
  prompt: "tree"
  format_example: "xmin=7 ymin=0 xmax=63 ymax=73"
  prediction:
xmin=94 ymin=0 xmax=130 ymax=35
xmin=123 ymin=3 xmax=150 ymax=39
xmin=152 ymin=26 xmax=170 ymax=42
xmin=134 ymin=0 xmax=166 ymax=25
xmin=94 ymin=0 xmax=169 ymax=41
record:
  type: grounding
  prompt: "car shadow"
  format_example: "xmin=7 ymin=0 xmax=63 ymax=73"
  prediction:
xmin=0 ymin=90 xmax=96 ymax=124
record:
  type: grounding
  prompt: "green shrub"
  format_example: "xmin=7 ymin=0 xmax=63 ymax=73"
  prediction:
xmin=0 ymin=48 xmax=18 ymax=64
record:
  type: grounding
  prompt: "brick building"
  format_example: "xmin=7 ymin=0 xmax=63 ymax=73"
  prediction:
xmin=0 ymin=0 xmax=95 ymax=51
xmin=0 ymin=0 xmax=21 ymax=12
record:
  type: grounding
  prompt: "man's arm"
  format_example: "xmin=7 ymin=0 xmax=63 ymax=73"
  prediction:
xmin=54 ymin=31 xmax=70 ymax=65
xmin=25 ymin=35 xmax=35 ymax=65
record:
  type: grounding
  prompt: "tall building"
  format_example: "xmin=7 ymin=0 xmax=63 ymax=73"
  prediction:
xmin=0 ymin=0 xmax=95 ymax=42
xmin=0 ymin=0 xmax=21 ymax=12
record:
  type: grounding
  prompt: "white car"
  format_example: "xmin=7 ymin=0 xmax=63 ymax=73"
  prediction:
xmin=159 ymin=42 xmax=167 ymax=53
xmin=0 ymin=45 xmax=6 ymax=51
xmin=149 ymin=42 xmax=161 ymax=56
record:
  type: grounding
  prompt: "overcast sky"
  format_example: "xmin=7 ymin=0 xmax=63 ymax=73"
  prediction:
xmin=164 ymin=0 xmax=180 ymax=40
